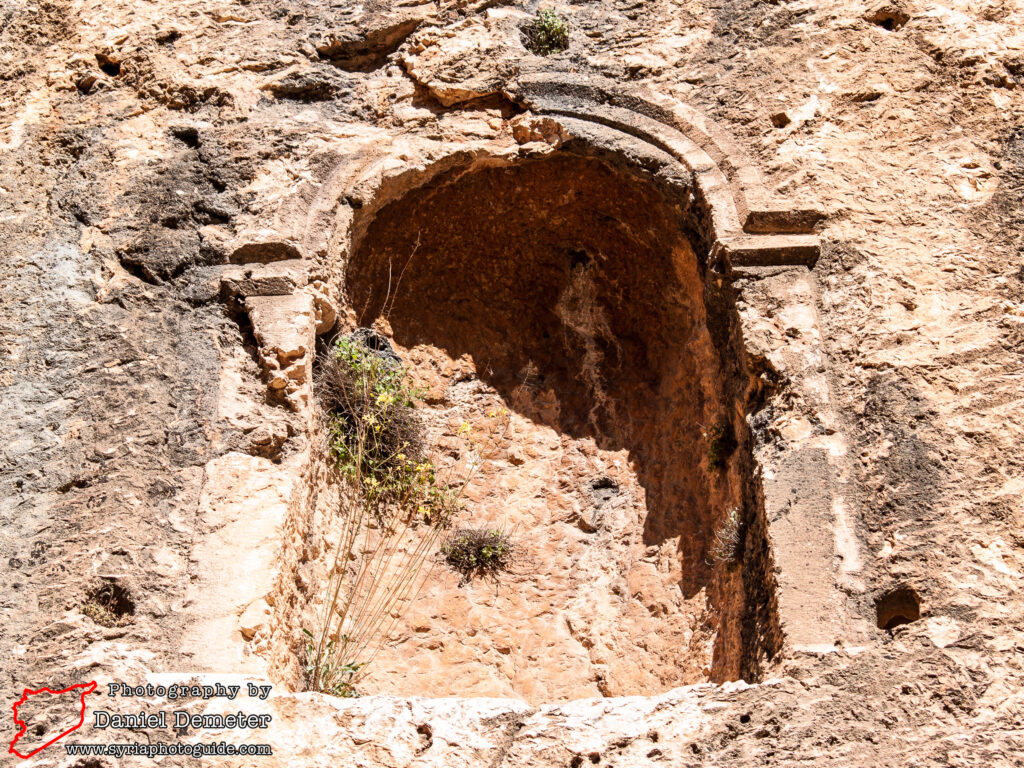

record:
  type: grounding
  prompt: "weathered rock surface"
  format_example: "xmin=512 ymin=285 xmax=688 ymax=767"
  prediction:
xmin=2 ymin=0 xmax=1024 ymax=765
xmin=401 ymin=9 xmax=526 ymax=106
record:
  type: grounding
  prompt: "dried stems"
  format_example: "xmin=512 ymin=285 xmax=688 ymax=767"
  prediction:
xmin=305 ymin=336 xmax=468 ymax=696
xmin=710 ymin=506 xmax=743 ymax=564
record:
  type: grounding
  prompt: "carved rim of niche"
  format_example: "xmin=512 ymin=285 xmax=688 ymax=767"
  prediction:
xmin=299 ymin=73 xmax=824 ymax=278
xmin=203 ymin=76 xmax=868 ymax=690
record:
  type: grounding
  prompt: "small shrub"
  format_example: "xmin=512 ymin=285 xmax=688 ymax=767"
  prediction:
xmin=82 ymin=582 xmax=134 ymax=628
xmin=442 ymin=527 xmax=515 ymax=582
xmin=710 ymin=507 xmax=743 ymax=563
xmin=523 ymin=9 xmax=569 ymax=56
xmin=306 ymin=332 xmax=468 ymax=696
xmin=703 ymin=418 xmax=737 ymax=470
xmin=302 ymin=630 xmax=361 ymax=698
xmin=318 ymin=335 xmax=425 ymax=489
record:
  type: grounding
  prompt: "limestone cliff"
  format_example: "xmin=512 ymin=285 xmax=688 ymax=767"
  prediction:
xmin=1 ymin=0 xmax=1023 ymax=765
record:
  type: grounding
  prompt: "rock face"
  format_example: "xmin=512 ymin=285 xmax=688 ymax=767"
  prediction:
xmin=2 ymin=0 xmax=1024 ymax=766
xmin=402 ymin=10 xmax=525 ymax=106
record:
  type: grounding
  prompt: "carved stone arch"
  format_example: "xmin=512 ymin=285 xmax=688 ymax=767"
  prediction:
xmin=301 ymin=73 xmax=823 ymax=286
xmin=201 ymin=80 xmax=867 ymax=699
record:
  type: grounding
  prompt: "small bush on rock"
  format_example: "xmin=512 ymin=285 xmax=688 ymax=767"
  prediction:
xmin=305 ymin=331 xmax=469 ymax=697
xmin=524 ymin=9 xmax=569 ymax=56
xmin=318 ymin=334 xmax=424 ymax=488
xmin=710 ymin=507 xmax=743 ymax=563
xmin=703 ymin=418 xmax=737 ymax=470
xmin=82 ymin=582 xmax=135 ymax=628
xmin=442 ymin=527 xmax=515 ymax=582
xmin=301 ymin=631 xmax=362 ymax=698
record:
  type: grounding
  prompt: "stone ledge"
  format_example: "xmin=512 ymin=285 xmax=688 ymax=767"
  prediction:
xmin=718 ymin=234 xmax=821 ymax=267
xmin=246 ymin=293 xmax=316 ymax=411
xmin=163 ymin=677 xmax=781 ymax=767
xmin=221 ymin=260 xmax=311 ymax=299
xmin=741 ymin=204 xmax=826 ymax=235
xmin=182 ymin=454 xmax=304 ymax=675
xmin=733 ymin=267 xmax=873 ymax=651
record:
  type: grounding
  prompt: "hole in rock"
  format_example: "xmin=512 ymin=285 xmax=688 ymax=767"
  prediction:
xmin=155 ymin=29 xmax=181 ymax=45
xmin=875 ymin=586 xmax=921 ymax=629
xmin=95 ymin=53 xmax=121 ymax=77
xmin=170 ymin=125 xmax=200 ymax=148
xmin=82 ymin=580 xmax=135 ymax=627
xmin=415 ymin=723 xmax=433 ymax=755
xmin=333 ymin=152 xmax=780 ymax=701
xmin=864 ymin=7 xmax=910 ymax=31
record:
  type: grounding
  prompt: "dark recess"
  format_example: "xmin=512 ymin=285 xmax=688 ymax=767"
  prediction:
xmin=875 ymin=586 xmax=922 ymax=629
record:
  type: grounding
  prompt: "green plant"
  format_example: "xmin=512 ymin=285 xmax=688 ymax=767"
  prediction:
xmin=302 ymin=630 xmax=362 ymax=697
xmin=319 ymin=336 xmax=424 ymax=489
xmin=305 ymin=334 xmax=470 ymax=696
xmin=82 ymin=582 xmax=134 ymax=628
xmin=82 ymin=601 xmax=132 ymax=628
xmin=524 ymin=9 xmax=569 ymax=56
xmin=442 ymin=527 xmax=515 ymax=583
xmin=710 ymin=506 xmax=743 ymax=563
xmin=703 ymin=418 xmax=737 ymax=470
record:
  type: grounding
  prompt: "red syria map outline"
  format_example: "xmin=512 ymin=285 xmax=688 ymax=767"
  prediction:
xmin=8 ymin=680 xmax=98 ymax=759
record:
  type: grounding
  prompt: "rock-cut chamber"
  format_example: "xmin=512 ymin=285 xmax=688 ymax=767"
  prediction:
xmin=339 ymin=152 xmax=780 ymax=702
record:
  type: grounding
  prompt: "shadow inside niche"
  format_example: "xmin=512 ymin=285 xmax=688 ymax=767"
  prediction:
xmin=346 ymin=154 xmax=741 ymax=600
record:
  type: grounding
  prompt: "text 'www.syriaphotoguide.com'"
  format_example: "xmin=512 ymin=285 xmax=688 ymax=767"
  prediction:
xmin=65 ymin=741 xmax=273 ymax=758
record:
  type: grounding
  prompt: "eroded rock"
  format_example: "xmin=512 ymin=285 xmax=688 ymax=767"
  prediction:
xmin=401 ymin=10 xmax=526 ymax=106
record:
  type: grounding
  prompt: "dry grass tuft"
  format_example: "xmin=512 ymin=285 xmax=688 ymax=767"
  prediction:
xmin=442 ymin=527 xmax=516 ymax=583
xmin=304 ymin=331 xmax=469 ymax=697
xmin=710 ymin=507 xmax=743 ymax=564
xmin=82 ymin=582 xmax=134 ymax=627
